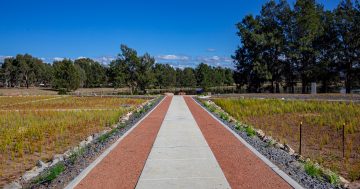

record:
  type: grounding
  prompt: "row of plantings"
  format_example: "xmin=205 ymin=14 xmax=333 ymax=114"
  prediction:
xmin=210 ymin=98 xmax=360 ymax=183
xmin=0 ymin=96 xmax=58 ymax=107
xmin=0 ymin=96 xmax=146 ymax=186
xmin=0 ymin=96 xmax=143 ymax=110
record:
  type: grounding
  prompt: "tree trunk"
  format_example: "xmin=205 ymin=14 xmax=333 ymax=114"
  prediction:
xmin=302 ymin=80 xmax=307 ymax=94
xmin=345 ymin=62 xmax=352 ymax=94
xmin=270 ymin=81 xmax=274 ymax=93
xmin=275 ymin=82 xmax=280 ymax=93
xmin=345 ymin=77 xmax=351 ymax=94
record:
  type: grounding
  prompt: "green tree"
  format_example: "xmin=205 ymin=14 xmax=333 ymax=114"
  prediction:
xmin=335 ymin=0 xmax=360 ymax=93
xmin=233 ymin=15 xmax=271 ymax=92
xmin=259 ymin=0 xmax=289 ymax=93
xmin=196 ymin=63 xmax=213 ymax=91
xmin=315 ymin=10 xmax=340 ymax=92
xmin=153 ymin=64 xmax=176 ymax=89
xmin=109 ymin=45 xmax=155 ymax=94
xmin=293 ymin=0 xmax=324 ymax=93
xmin=74 ymin=58 xmax=107 ymax=88
xmin=52 ymin=59 xmax=81 ymax=91
xmin=181 ymin=67 xmax=197 ymax=87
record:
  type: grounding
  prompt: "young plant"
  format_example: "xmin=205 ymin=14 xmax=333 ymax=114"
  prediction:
xmin=246 ymin=126 xmax=256 ymax=137
xmin=304 ymin=161 xmax=322 ymax=179
xmin=34 ymin=163 xmax=65 ymax=184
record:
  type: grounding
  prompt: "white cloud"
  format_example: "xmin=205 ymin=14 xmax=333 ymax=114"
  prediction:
xmin=53 ymin=57 xmax=64 ymax=61
xmin=207 ymin=48 xmax=216 ymax=52
xmin=94 ymin=56 xmax=116 ymax=65
xmin=157 ymin=55 xmax=189 ymax=61
xmin=76 ymin=56 xmax=87 ymax=60
xmin=196 ymin=56 xmax=233 ymax=68
xmin=0 ymin=55 xmax=13 ymax=63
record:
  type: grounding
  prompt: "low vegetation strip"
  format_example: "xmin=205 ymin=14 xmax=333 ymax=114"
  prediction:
xmin=0 ymin=96 xmax=143 ymax=110
xmin=0 ymin=96 xmax=59 ymax=107
xmin=212 ymin=98 xmax=360 ymax=183
xmin=0 ymin=96 xmax=146 ymax=187
xmin=183 ymin=96 xmax=291 ymax=189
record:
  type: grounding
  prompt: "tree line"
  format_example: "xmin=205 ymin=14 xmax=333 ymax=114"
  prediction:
xmin=0 ymin=45 xmax=233 ymax=94
xmin=233 ymin=0 xmax=360 ymax=93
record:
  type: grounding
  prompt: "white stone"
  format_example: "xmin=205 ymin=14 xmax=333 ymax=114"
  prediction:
xmin=86 ymin=135 xmax=93 ymax=142
xmin=79 ymin=140 xmax=87 ymax=148
xmin=49 ymin=154 xmax=64 ymax=167
xmin=63 ymin=149 xmax=72 ymax=158
xmin=36 ymin=160 xmax=47 ymax=168
xmin=274 ymin=143 xmax=284 ymax=149
xmin=284 ymin=144 xmax=295 ymax=155
xmin=256 ymin=129 xmax=265 ymax=139
xmin=22 ymin=165 xmax=47 ymax=181
xmin=3 ymin=181 xmax=22 ymax=189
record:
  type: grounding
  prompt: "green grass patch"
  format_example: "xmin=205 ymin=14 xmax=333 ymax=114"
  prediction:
xmin=304 ymin=161 xmax=322 ymax=178
xmin=34 ymin=163 xmax=65 ymax=184
xmin=246 ymin=126 xmax=256 ymax=137
xmin=326 ymin=171 xmax=340 ymax=185
xmin=68 ymin=147 xmax=86 ymax=164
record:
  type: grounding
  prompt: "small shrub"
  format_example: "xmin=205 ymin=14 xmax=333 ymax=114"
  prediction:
xmin=34 ymin=163 xmax=65 ymax=184
xmin=304 ymin=161 xmax=321 ymax=178
xmin=326 ymin=171 xmax=340 ymax=185
xmin=57 ymin=88 xmax=67 ymax=95
xmin=246 ymin=126 xmax=256 ymax=137
xmin=208 ymin=105 xmax=216 ymax=112
xmin=68 ymin=147 xmax=86 ymax=164
xmin=220 ymin=112 xmax=229 ymax=121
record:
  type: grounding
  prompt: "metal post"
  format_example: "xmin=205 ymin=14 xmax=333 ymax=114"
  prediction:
xmin=299 ymin=122 xmax=302 ymax=155
xmin=343 ymin=123 xmax=345 ymax=158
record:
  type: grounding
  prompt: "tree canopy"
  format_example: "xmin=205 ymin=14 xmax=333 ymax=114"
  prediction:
xmin=233 ymin=0 xmax=360 ymax=93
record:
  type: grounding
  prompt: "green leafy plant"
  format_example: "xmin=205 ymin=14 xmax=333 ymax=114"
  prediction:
xmin=34 ymin=163 xmax=65 ymax=184
xmin=246 ymin=126 xmax=256 ymax=137
xmin=304 ymin=161 xmax=322 ymax=178
xmin=326 ymin=171 xmax=340 ymax=185
xmin=219 ymin=112 xmax=229 ymax=121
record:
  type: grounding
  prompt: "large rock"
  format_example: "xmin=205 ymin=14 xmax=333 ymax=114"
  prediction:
xmin=274 ymin=142 xmax=284 ymax=149
xmin=256 ymin=129 xmax=265 ymax=139
xmin=284 ymin=144 xmax=295 ymax=155
xmin=263 ymin=136 xmax=273 ymax=143
xmin=22 ymin=161 xmax=48 ymax=181
xmin=49 ymin=154 xmax=64 ymax=167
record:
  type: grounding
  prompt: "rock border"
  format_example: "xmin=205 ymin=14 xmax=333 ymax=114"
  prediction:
xmin=4 ymin=96 xmax=163 ymax=189
xmin=195 ymin=97 xmax=347 ymax=189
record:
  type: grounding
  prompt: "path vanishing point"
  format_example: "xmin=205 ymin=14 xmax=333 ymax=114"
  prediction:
xmin=65 ymin=96 xmax=302 ymax=189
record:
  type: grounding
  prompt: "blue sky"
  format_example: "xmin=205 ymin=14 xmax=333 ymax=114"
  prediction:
xmin=0 ymin=0 xmax=339 ymax=68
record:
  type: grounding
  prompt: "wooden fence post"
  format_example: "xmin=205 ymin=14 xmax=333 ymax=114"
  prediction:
xmin=343 ymin=123 xmax=345 ymax=158
xmin=299 ymin=122 xmax=302 ymax=155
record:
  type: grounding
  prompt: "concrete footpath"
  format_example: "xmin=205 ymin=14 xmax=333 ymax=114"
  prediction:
xmin=136 ymin=96 xmax=230 ymax=189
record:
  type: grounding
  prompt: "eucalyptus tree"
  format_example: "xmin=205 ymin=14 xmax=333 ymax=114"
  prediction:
xmin=292 ymin=0 xmax=324 ymax=93
xmin=334 ymin=0 xmax=360 ymax=93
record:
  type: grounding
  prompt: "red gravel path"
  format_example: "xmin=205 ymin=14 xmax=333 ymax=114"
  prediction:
xmin=184 ymin=96 xmax=291 ymax=189
xmin=75 ymin=96 xmax=172 ymax=189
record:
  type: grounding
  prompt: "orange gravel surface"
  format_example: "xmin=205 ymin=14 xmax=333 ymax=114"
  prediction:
xmin=184 ymin=96 xmax=291 ymax=189
xmin=75 ymin=96 xmax=172 ymax=189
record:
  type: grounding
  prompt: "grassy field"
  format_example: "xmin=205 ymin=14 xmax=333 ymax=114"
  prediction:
xmin=0 ymin=96 xmax=146 ymax=185
xmin=212 ymin=98 xmax=360 ymax=181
